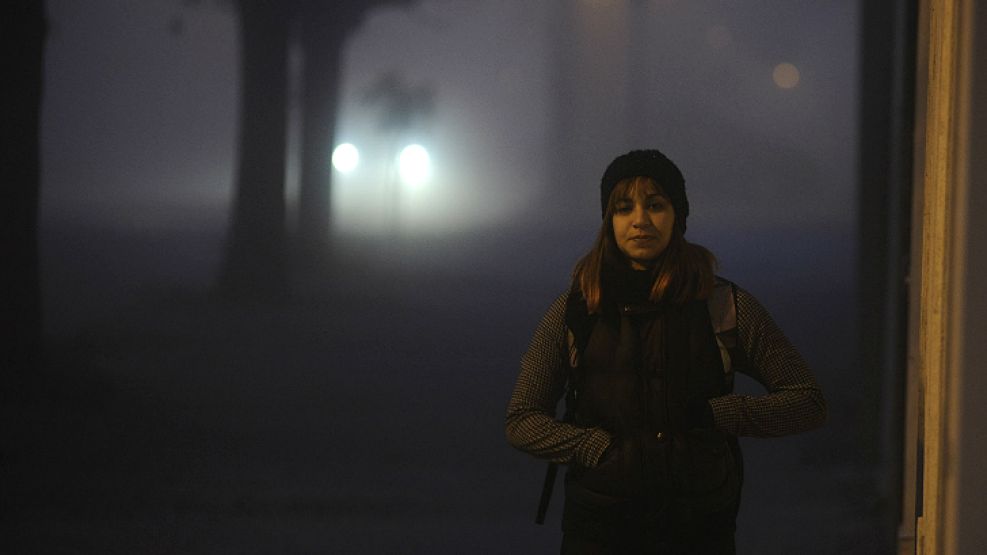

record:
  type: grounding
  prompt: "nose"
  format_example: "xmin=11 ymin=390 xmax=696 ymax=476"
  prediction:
xmin=631 ymin=205 xmax=651 ymax=228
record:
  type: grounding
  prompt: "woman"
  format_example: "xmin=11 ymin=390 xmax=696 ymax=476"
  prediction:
xmin=505 ymin=149 xmax=826 ymax=554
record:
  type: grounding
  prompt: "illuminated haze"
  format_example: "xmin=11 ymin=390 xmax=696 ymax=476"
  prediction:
xmin=43 ymin=0 xmax=857 ymax=245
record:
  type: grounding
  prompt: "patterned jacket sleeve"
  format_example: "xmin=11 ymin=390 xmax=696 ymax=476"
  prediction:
xmin=708 ymin=286 xmax=827 ymax=437
xmin=505 ymin=293 xmax=611 ymax=467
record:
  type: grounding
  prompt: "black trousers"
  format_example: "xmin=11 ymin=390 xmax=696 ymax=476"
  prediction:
xmin=560 ymin=483 xmax=737 ymax=555
xmin=561 ymin=527 xmax=734 ymax=555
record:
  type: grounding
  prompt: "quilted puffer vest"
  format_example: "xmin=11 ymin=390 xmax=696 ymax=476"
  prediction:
xmin=562 ymin=278 xmax=742 ymax=511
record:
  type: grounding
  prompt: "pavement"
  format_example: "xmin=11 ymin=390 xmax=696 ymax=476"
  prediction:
xmin=1 ymin=225 xmax=894 ymax=554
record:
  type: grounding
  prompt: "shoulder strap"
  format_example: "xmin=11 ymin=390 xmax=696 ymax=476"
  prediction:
xmin=707 ymin=278 xmax=738 ymax=390
xmin=707 ymin=277 xmax=737 ymax=335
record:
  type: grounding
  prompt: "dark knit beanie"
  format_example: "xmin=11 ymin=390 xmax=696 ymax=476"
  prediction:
xmin=600 ymin=149 xmax=689 ymax=231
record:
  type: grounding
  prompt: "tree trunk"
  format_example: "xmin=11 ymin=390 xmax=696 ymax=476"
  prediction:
xmin=296 ymin=1 xmax=372 ymax=250
xmin=222 ymin=0 xmax=407 ymax=289
xmin=296 ymin=11 xmax=344 ymax=248
xmin=220 ymin=0 xmax=291 ymax=300
xmin=1 ymin=0 xmax=46 ymax=396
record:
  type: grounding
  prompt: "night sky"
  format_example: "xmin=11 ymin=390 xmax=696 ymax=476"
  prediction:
xmin=13 ymin=1 xmax=887 ymax=553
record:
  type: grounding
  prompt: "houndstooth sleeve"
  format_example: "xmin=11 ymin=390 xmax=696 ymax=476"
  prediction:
xmin=708 ymin=286 xmax=827 ymax=437
xmin=505 ymin=293 xmax=612 ymax=467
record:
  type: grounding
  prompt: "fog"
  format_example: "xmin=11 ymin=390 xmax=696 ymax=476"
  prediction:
xmin=10 ymin=0 xmax=887 ymax=552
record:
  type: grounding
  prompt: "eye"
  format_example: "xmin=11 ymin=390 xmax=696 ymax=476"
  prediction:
xmin=647 ymin=199 xmax=667 ymax=211
xmin=614 ymin=202 xmax=632 ymax=214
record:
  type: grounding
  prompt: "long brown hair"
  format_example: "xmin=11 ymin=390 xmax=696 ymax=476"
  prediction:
xmin=572 ymin=176 xmax=716 ymax=313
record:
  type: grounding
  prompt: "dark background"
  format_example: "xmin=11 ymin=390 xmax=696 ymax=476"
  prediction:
xmin=3 ymin=0 xmax=915 ymax=553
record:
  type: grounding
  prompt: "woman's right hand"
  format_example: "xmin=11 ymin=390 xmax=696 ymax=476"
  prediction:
xmin=577 ymin=431 xmax=668 ymax=498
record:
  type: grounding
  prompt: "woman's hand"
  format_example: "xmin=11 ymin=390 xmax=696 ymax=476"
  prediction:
xmin=578 ymin=431 xmax=666 ymax=498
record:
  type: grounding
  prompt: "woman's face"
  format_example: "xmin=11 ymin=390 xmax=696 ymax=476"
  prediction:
xmin=611 ymin=181 xmax=676 ymax=270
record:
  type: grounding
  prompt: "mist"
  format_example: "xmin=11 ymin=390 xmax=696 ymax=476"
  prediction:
xmin=4 ymin=1 xmax=895 ymax=552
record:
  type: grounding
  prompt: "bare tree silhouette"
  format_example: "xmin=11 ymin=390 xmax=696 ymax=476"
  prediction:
xmin=2 ymin=0 xmax=47 ymax=395
xmin=214 ymin=0 xmax=414 ymax=299
xmin=362 ymin=70 xmax=435 ymax=133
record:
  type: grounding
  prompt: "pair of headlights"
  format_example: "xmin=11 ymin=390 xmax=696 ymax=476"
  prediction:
xmin=332 ymin=143 xmax=432 ymax=186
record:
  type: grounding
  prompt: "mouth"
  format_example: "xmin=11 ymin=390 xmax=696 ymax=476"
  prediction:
xmin=630 ymin=236 xmax=656 ymax=242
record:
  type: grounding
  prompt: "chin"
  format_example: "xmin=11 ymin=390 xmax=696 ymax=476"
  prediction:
xmin=630 ymin=251 xmax=660 ymax=262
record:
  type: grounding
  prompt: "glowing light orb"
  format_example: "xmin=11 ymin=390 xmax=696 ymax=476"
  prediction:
xmin=398 ymin=144 xmax=431 ymax=186
xmin=332 ymin=143 xmax=359 ymax=173
xmin=772 ymin=63 xmax=800 ymax=89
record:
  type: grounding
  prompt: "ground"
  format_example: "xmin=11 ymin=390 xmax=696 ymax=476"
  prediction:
xmin=2 ymin=225 xmax=890 ymax=554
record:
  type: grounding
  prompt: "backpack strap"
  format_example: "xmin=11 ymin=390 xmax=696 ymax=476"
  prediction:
xmin=707 ymin=278 xmax=738 ymax=391
xmin=536 ymin=464 xmax=559 ymax=524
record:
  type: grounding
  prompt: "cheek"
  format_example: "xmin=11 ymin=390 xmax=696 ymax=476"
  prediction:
xmin=612 ymin=217 xmax=627 ymax=236
xmin=650 ymin=214 xmax=672 ymax=231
